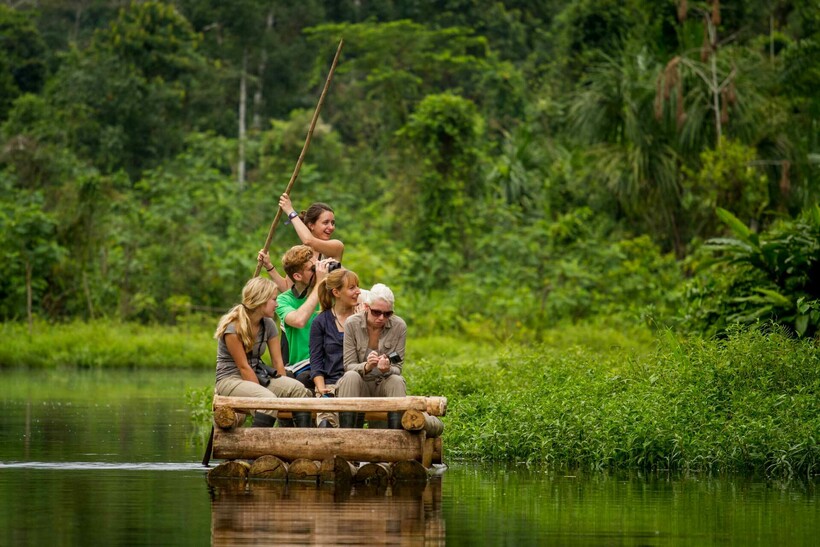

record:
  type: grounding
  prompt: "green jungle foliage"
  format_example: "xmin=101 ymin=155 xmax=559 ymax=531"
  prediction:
xmin=685 ymin=205 xmax=820 ymax=337
xmin=0 ymin=0 xmax=816 ymax=340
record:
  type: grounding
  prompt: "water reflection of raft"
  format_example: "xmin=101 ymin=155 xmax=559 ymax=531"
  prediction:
xmin=208 ymin=395 xmax=446 ymax=482
xmin=208 ymin=476 xmax=445 ymax=546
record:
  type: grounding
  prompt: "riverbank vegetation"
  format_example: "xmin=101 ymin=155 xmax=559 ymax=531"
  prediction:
xmin=0 ymin=2 xmax=817 ymax=477
xmin=413 ymin=325 xmax=819 ymax=478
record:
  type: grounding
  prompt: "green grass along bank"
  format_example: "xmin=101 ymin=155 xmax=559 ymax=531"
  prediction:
xmin=2 ymin=320 xmax=818 ymax=478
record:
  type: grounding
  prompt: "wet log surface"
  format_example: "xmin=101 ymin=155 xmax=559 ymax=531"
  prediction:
xmin=391 ymin=459 xmax=429 ymax=483
xmin=355 ymin=462 xmax=391 ymax=486
xmin=320 ymin=455 xmax=357 ymax=484
xmin=213 ymin=427 xmax=427 ymax=463
xmin=287 ymin=458 xmax=321 ymax=483
xmin=401 ymin=410 xmax=445 ymax=437
xmin=249 ymin=455 xmax=288 ymax=480
xmin=208 ymin=460 xmax=250 ymax=480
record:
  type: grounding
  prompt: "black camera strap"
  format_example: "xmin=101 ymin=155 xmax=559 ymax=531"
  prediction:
xmin=249 ymin=319 xmax=271 ymax=375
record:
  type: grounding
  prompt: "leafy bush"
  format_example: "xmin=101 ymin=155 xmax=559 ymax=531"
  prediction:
xmin=684 ymin=206 xmax=820 ymax=337
xmin=439 ymin=325 xmax=820 ymax=478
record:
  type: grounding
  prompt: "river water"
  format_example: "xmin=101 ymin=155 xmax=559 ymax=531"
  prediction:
xmin=0 ymin=369 xmax=817 ymax=546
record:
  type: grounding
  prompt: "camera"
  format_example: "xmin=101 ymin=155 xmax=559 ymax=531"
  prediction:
xmin=327 ymin=260 xmax=342 ymax=273
xmin=387 ymin=351 xmax=402 ymax=364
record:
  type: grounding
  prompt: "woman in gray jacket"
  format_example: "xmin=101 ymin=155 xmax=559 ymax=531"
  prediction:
xmin=337 ymin=283 xmax=407 ymax=428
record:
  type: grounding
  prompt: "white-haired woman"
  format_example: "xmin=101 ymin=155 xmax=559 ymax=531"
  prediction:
xmin=338 ymin=283 xmax=407 ymax=428
xmin=214 ymin=277 xmax=314 ymax=427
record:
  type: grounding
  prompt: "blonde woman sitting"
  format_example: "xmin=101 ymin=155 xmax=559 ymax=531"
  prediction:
xmin=214 ymin=277 xmax=313 ymax=427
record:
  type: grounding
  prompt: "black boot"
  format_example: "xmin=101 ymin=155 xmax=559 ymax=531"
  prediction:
xmin=387 ymin=411 xmax=404 ymax=430
xmin=318 ymin=419 xmax=331 ymax=428
xmin=356 ymin=412 xmax=365 ymax=429
xmin=293 ymin=411 xmax=313 ymax=428
xmin=276 ymin=417 xmax=294 ymax=427
xmin=253 ymin=412 xmax=277 ymax=428
xmin=339 ymin=412 xmax=356 ymax=428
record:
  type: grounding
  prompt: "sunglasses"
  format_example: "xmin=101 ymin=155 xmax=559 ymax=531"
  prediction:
xmin=369 ymin=309 xmax=394 ymax=318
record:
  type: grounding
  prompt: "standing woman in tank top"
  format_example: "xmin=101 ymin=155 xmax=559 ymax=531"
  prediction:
xmin=278 ymin=194 xmax=344 ymax=262
xmin=257 ymin=194 xmax=344 ymax=293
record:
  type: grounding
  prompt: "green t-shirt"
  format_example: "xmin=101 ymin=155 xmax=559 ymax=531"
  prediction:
xmin=276 ymin=287 xmax=318 ymax=364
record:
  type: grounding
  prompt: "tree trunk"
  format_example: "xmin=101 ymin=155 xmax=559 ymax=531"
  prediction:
xmin=237 ymin=48 xmax=248 ymax=188
xmin=25 ymin=258 xmax=32 ymax=336
xmin=252 ymin=10 xmax=274 ymax=130
xmin=82 ymin=270 xmax=95 ymax=319
xmin=711 ymin=50 xmax=721 ymax=144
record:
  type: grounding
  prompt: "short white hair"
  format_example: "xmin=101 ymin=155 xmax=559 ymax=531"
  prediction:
xmin=357 ymin=289 xmax=370 ymax=304
xmin=367 ymin=283 xmax=394 ymax=308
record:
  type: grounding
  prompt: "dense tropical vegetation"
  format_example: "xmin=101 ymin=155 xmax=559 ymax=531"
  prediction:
xmin=0 ymin=1 xmax=817 ymax=476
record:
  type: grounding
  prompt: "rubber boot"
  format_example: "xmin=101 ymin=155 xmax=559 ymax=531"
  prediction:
xmin=252 ymin=412 xmax=277 ymax=428
xmin=387 ymin=411 xmax=404 ymax=430
xmin=318 ymin=419 xmax=331 ymax=428
xmin=276 ymin=417 xmax=294 ymax=428
xmin=339 ymin=412 xmax=356 ymax=428
xmin=293 ymin=411 xmax=313 ymax=428
xmin=356 ymin=412 xmax=365 ymax=429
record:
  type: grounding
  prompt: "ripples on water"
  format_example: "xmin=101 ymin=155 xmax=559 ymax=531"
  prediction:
xmin=0 ymin=461 xmax=206 ymax=471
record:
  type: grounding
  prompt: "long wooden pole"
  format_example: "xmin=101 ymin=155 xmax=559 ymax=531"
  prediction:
xmin=204 ymin=39 xmax=344 ymax=468
xmin=253 ymin=38 xmax=344 ymax=277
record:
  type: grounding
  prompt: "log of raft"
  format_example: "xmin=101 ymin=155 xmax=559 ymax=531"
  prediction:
xmin=213 ymin=395 xmax=447 ymax=416
xmin=391 ymin=459 xmax=428 ymax=483
xmin=287 ymin=458 xmax=321 ymax=483
xmin=320 ymin=455 xmax=357 ymax=484
xmin=213 ymin=428 xmax=427 ymax=463
xmin=210 ymin=456 xmax=431 ymax=485
xmin=249 ymin=455 xmax=288 ymax=480
xmin=355 ymin=462 xmax=391 ymax=486
xmin=214 ymin=406 xmax=242 ymax=429
xmin=208 ymin=459 xmax=250 ymax=480
xmin=400 ymin=409 xmax=444 ymax=438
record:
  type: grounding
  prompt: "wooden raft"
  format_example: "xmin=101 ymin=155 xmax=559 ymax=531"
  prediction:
xmin=209 ymin=395 xmax=446 ymax=482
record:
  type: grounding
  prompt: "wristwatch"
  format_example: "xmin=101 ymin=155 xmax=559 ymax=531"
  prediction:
xmin=285 ymin=211 xmax=298 ymax=225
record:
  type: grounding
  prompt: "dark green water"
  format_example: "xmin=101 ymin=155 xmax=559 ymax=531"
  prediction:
xmin=1 ymin=369 xmax=817 ymax=546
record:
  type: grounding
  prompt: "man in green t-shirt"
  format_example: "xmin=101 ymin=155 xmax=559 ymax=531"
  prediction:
xmin=275 ymin=245 xmax=331 ymax=370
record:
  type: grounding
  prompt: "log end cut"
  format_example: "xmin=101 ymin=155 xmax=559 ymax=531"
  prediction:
xmin=249 ymin=455 xmax=288 ymax=480
xmin=208 ymin=459 xmax=251 ymax=481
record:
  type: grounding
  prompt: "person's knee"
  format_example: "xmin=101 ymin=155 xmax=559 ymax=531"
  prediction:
xmin=382 ymin=375 xmax=407 ymax=396
xmin=336 ymin=370 xmax=364 ymax=397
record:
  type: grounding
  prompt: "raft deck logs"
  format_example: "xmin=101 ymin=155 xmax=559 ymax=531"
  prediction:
xmin=209 ymin=395 xmax=446 ymax=481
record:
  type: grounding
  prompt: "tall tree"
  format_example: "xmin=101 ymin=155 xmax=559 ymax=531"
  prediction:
xmin=41 ymin=1 xmax=209 ymax=179
xmin=399 ymin=92 xmax=485 ymax=281
xmin=0 ymin=5 xmax=46 ymax=120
